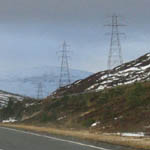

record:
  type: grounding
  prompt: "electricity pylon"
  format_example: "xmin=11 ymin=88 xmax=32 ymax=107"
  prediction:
xmin=37 ymin=82 xmax=43 ymax=99
xmin=58 ymin=41 xmax=71 ymax=88
xmin=106 ymin=15 xmax=126 ymax=70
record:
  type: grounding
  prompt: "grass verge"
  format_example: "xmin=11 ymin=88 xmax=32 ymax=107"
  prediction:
xmin=0 ymin=123 xmax=149 ymax=150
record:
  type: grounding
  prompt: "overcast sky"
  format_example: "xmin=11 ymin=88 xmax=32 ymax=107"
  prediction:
xmin=0 ymin=0 xmax=150 ymax=72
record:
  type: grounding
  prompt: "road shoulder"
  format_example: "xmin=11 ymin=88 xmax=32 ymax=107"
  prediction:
xmin=0 ymin=123 xmax=147 ymax=150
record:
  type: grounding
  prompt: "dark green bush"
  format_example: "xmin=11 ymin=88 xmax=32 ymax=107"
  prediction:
xmin=126 ymin=83 xmax=146 ymax=107
xmin=82 ymin=118 xmax=95 ymax=127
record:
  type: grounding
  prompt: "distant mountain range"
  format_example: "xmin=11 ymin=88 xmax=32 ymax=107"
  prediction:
xmin=53 ymin=53 xmax=150 ymax=96
xmin=0 ymin=66 xmax=92 ymax=98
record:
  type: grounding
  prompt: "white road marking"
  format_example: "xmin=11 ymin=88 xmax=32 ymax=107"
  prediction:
xmin=0 ymin=127 xmax=112 ymax=150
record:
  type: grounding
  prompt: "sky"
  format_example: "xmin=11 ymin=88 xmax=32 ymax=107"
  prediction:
xmin=0 ymin=0 xmax=150 ymax=73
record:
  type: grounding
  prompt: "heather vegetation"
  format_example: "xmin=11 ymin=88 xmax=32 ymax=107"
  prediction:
xmin=32 ymin=81 xmax=150 ymax=132
xmin=1 ymin=81 xmax=150 ymax=132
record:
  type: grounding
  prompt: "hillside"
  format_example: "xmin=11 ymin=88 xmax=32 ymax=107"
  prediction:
xmin=53 ymin=53 xmax=150 ymax=97
xmin=0 ymin=90 xmax=24 ymax=108
xmin=1 ymin=81 xmax=150 ymax=133
xmin=32 ymin=81 xmax=150 ymax=132
xmin=1 ymin=53 xmax=150 ymax=133
xmin=0 ymin=95 xmax=40 ymax=122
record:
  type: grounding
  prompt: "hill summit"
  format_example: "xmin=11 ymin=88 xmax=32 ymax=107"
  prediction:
xmin=53 ymin=53 xmax=150 ymax=96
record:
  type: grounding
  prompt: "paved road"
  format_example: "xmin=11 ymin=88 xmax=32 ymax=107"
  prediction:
xmin=0 ymin=127 xmax=132 ymax=150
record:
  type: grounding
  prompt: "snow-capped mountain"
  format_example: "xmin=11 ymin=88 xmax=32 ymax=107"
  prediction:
xmin=0 ymin=66 xmax=92 ymax=98
xmin=53 ymin=53 xmax=150 ymax=96
xmin=0 ymin=90 xmax=24 ymax=108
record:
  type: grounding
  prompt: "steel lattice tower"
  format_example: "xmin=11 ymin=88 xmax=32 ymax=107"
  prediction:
xmin=59 ymin=41 xmax=71 ymax=88
xmin=106 ymin=15 xmax=125 ymax=70
xmin=37 ymin=82 xmax=43 ymax=99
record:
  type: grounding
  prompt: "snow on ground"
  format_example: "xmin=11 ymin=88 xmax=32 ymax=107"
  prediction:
xmin=2 ymin=118 xmax=17 ymax=123
xmin=141 ymin=64 xmax=150 ymax=70
xmin=57 ymin=116 xmax=66 ymax=121
xmin=101 ymin=80 xmax=111 ymax=84
xmin=87 ymin=84 xmax=98 ymax=91
xmin=134 ymin=63 xmax=142 ymax=66
xmin=119 ymin=67 xmax=140 ymax=73
xmin=25 ymin=103 xmax=36 ymax=108
xmin=86 ymin=60 xmax=150 ymax=92
xmin=55 ymin=53 xmax=150 ymax=97
xmin=107 ymin=132 xmax=145 ymax=137
xmin=0 ymin=92 xmax=24 ymax=108
xmin=91 ymin=121 xmax=100 ymax=127
xmin=121 ymin=132 xmax=145 ymax=137
xmin=124 ymin=79 xmax=137 ymax=85
xmin=101 ymin=75 xmax=108 ymax=80
xmin=96 ymin=85 xmax=105 ymax=91
xmin=74 ymin=80 xmax=82 ymax=85
xmin=147 ymin=53 xmax=150 ymax=57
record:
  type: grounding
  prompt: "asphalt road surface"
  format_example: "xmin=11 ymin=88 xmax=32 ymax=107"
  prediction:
xmin=0 ymin=127 xmax=133 ymax=150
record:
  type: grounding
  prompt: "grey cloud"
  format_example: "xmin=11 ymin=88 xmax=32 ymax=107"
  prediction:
xmin=0 ymin=0 xmax=149 ymax=72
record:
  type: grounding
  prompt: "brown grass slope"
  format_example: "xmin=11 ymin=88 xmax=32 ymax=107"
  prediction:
xmin=18 ymin=81 xmax=150 ymax=133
